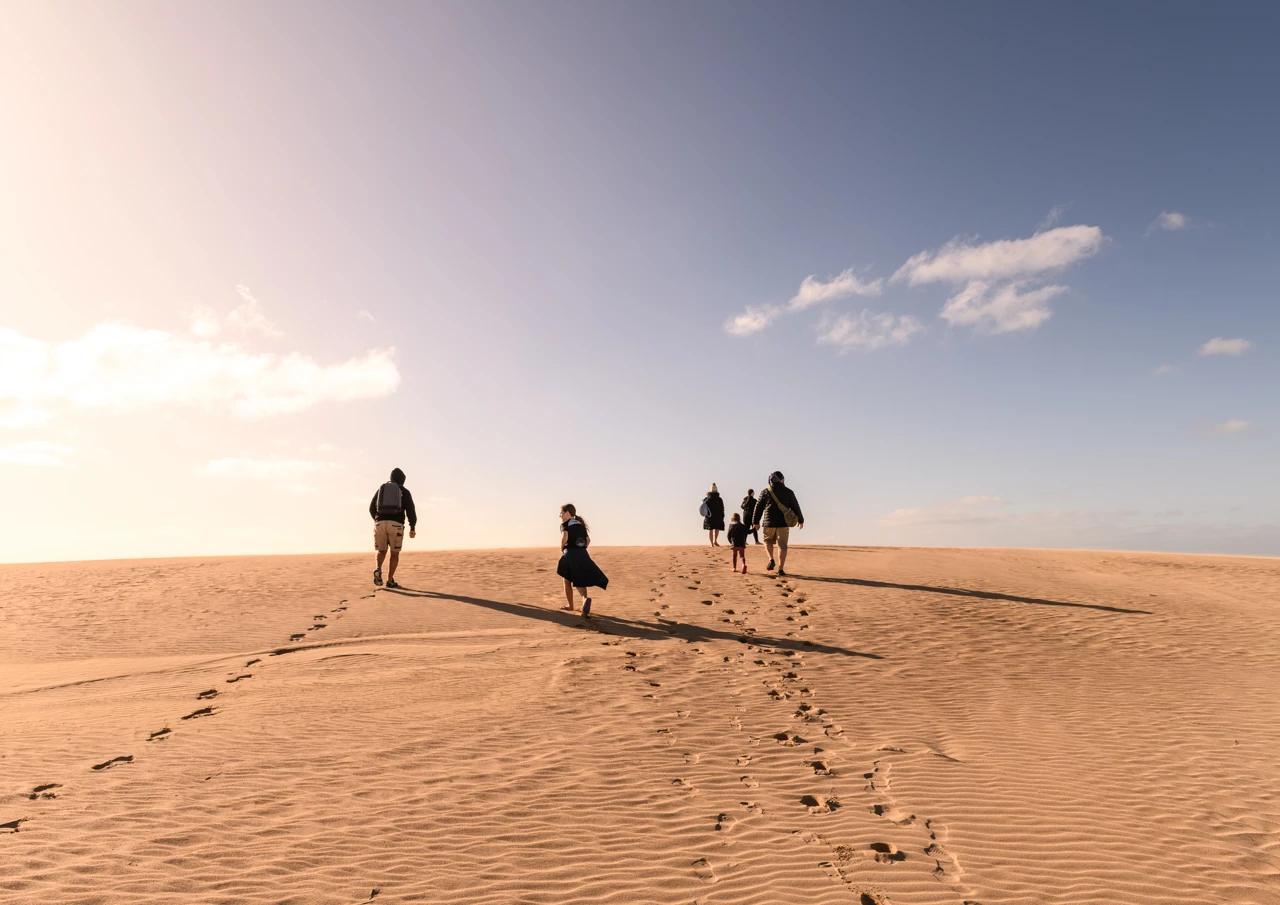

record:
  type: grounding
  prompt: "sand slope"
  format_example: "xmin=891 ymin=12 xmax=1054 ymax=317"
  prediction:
xmin=2 ymin=545 xmax=1279 ymax=904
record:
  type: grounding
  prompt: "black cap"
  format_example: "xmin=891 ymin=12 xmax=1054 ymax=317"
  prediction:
xmin=769 ymin=471 xmax=784 ymax=483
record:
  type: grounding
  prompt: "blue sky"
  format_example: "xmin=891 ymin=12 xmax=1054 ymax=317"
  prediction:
xmin=1 ymin=1 xmax=1276 ymax=561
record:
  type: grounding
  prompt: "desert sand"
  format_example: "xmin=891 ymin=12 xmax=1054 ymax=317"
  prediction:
xmin=2 ymin=545 xmax=1279 ymax=904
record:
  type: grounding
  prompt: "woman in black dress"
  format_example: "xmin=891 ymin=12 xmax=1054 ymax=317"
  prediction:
xmin=557 ymin=503 xmax=608 ymax=617
xmin=703 ymin=483 xmax=726 ymax=546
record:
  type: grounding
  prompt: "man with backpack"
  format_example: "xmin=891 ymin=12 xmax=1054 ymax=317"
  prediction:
xmin=750 ymin=471 xmax=804 ymax=577
xmin=369 ymin=467 xmax=417 ymax=588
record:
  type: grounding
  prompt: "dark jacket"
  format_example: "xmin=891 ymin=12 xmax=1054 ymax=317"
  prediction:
xmin=726 ymin=522 xmax=749 ymax=547
xmin=702 ymin=491 xmax=726 ymax=530
xmin=751 ymin=481 xmax=803 ymax=528
xmin=370 ymin=482 xmax=417 ymax=529
xmin=741 ymin=494 xmax=757 ymax=522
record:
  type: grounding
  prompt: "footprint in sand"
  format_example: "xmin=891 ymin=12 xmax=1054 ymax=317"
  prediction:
xmin=92 ymin=755 xmax=133 ymax=771
xmin=226 ymin=674 xmax=252 ymax=683
xmin=772 ymin=730 xmax=806 ymax=746
xmin=691 ymin=858 xmax=716 ymax=882
xmin=308 ymin=624 xmax=327 ymax=631
xmin=28 ymin=783 xmax=61 ymax=800
xmin=182 ymin=706 xmax=215 ymax=721
xmin=197 ymin=689 xmax=218 ymax=700
xmin=289 ymin=633 xmax=305 ymax=641
xmin=740 ymin=775 xmax=759 ymax=788
xmin=809 ymin=758 xmax=834 ymax=775
xmin=147 ymin=727 xmax=171 ymax=741
xmin=869 ymin=842 xmax=907 ymax=863
xmin=735 ymin=755 xmax=752 ymax=766
xmin=800 ymin=794 xmax=840 ymax=813
xmin=1 ymin=818 xmax=27 ymax=833
xmin=245 ymin=658 xmax=261 ymax=667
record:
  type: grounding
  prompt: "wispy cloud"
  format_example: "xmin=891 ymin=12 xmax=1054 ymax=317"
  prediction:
xmin=724 ymin=304 xmax=782 ymax=337
xmin=894 ymin=225 xmax=1104 ymax=286
xmin=0 ymin=323 xmax=400 ymax=422
xmin=229 ymin=286 xmax=283 ymax=337
xmin=894 ymin=224 xmax=1104 ymax=334
xmin=1153 ymin=364 xmax=1175 ymax=376
xmin=788 ymin=269 xmax=883 ymax=312
xmin=817 ymin=310 xmax=924 ymax=351
xmin=938 ymin=280 xmax=1067 ymax=333
xmin=882 ymin=495 xmax=1009 ymax=528
xmin=0 ymin=440 xmax=75 ymax=467
xmin=1206 ymin=419 xmax=1249 ymax=436
xmin=1197 ymin=337 xmax=1252 ymax=357
xmin=189 ymin=306 xmax=221 ymax=338
xmin=197 ymin=456 xmax=341 ymax=493
xmin=1145 ymin=211 xmax=1189 ymax=235
xmin=357 ymin=310 xmax=376 ymax=323
xmin=726 ymin=267 xmax=884 ymax=337
xmin=0 ymin=403 xmax=54 ymax=430
xmin=1039 ymin=203 xmax=1072 ymax=231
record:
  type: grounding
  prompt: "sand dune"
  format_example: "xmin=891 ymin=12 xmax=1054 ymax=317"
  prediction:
xmin=3 ymin=545 xmax=1279 ymax=904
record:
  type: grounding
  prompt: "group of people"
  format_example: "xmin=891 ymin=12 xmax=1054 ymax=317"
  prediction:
xmin=701 ymin=472 xmax=804 ymax=577
xmin=365 ymin=468 xmax=801 ymax=619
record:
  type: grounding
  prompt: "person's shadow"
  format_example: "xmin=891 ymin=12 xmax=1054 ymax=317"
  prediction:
xmin=784 ymin=574 xmax=1152 ymax=616
xmin=379 ymin=586 xmax=881 ymax=659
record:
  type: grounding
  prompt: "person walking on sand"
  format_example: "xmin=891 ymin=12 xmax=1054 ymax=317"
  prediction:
xmin=751 ymin=471 xmax=804 ymax=577
xmin=370 ymin=467 xmax=417 ymax=589
xmin=741 ymin=489 xmax=761 ymax=544
xmin=558 ymin=503 xmax=608 ymax=618
xmin=727 ymin=513 xmax=749 ymax=573
xmin=702 ymin=483 xmax=726 ymax=546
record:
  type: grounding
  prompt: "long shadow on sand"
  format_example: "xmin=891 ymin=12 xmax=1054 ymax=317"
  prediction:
xmin=787 ymin=575 xmax=1152 ymax=616
xmin=379 ymin=587 xmax=881 ymax=659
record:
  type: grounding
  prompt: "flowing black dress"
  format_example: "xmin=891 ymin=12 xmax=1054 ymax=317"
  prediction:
xmin=702 ymin=492 xmax=726 ymax=531
xmin=557 ymin=518 xmax=609 ymax=589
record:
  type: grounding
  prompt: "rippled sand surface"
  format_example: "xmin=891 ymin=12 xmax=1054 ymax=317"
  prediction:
xmin=3 ymin=545 xmax=1279 ymax=904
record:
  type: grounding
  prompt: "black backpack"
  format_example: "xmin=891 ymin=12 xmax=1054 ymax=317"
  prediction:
xmin=376 ymin=482 xmax=403 ymax=519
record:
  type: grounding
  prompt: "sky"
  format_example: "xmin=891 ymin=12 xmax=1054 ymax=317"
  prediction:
xmin=1 ymin=1 xmax=1277 ymax=563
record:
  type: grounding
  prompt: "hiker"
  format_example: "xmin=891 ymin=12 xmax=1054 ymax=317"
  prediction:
xmin=702 ymin=483 xmax=726 ymax=546
xmin=558 ymin=503 xmax=608 ymax=617
xmin=727 ymin=513 xmax=749 ymax=573
xmin=369 ymin=467 xmax=417 ymax=589
xmin=741 ymin=489 xmax=761 ymax=544
xmin=750 ymin=471 xmax=804 ymax=577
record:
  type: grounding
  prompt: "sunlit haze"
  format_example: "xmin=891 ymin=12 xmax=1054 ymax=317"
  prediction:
xmin=2 ymin=2 xmax=1277 ymax=562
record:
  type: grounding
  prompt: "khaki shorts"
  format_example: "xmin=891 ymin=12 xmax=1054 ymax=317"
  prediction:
xmin=374 ymin=520 xmax=405 ymax=553
xmin=763 ymin=526 xmax=790 ymax=550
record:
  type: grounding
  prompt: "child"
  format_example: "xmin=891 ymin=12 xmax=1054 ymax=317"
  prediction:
xmin=726 ymin=512 xmax=749 ymax=573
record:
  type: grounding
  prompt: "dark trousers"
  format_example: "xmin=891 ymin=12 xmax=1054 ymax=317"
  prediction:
xmin=748 ymin=525 xmax=760 ymax=543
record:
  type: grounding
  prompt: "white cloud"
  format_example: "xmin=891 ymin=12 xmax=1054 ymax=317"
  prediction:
xmin=189 ymin=306 xmax=221 ymax=338
xmin=357 ymin=310 xmax=376 ymax=323
xmin=1146 ymin=211 xmax=1188 ymax=235
xmin=0 ymin=440 xmax=75 ymax=467
xmin=1153 ymin=364 xmax=1175 ymax=376
xmin=882 ymin=495 xmax=1009 ymax=528
xmin=788 ymin=269 xmax=883 ymax=311
xmin=894 ymin=224 xmax=1104 ymax=335
xmin=938 ymin=280 xmax=1067 ymax=333
xmin=0 ymin=323 xmax=400 ymax=422
xmin=1206 ymin=419 xmax=1249 ymax=436
xmin=198 ymin=456 xmax=340 ymax=494
xmin=1197 ymin=337 xmax=1252 ymax=357
xmin=0 ymin=403 xmax=54 ymax=430
xmin=229 ymin=286 xmax=283 ymax=337
xmin=893 ymin=225 xmax=1104 ymax=286
xmin=724 ymin=304 xmax=782 ymax=337
xmin=817 ymin=310 xmax=924 ymax=351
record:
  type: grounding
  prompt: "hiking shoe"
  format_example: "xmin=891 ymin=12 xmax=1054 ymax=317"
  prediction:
xmin=777 ymin=570 xmax=787 ymax=577
xmin=386 ymin=579 xmax=401 ymax=589
xmin=767 ymin=559 xmax=775 ymax=571
xmin=373 ymin=568 xmax=383 ymax=586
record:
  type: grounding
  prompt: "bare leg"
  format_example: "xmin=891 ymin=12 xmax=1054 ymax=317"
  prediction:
xmin=388 ymin=549 xmax=400 ymax=582
xmin=561 ymin=577 xmax=575 ymax=610
xmin=778 ymin=545 xmax=788 ymax=573
xmin=713 ymin=529 xmax=720 ymax=546
xmin=376 ymin=549 xmax=387 ymax=571
xmin=708 ymin=530 xmax=714 ymax=546
xmin=765 ymin=538 xmax=776 ymax=568
xmin=732 ymin=548 xmax=739 ymax=570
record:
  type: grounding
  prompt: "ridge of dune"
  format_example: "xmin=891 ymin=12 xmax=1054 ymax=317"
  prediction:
xmin=2 ymin=545 xmax=1279 ymax=904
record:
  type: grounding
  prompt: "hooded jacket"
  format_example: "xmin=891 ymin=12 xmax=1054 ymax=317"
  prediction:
xmin=370 ymin=478 xmax=417 ymax=528
xmin=750 ymin=481 xmax=803 ymax=528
